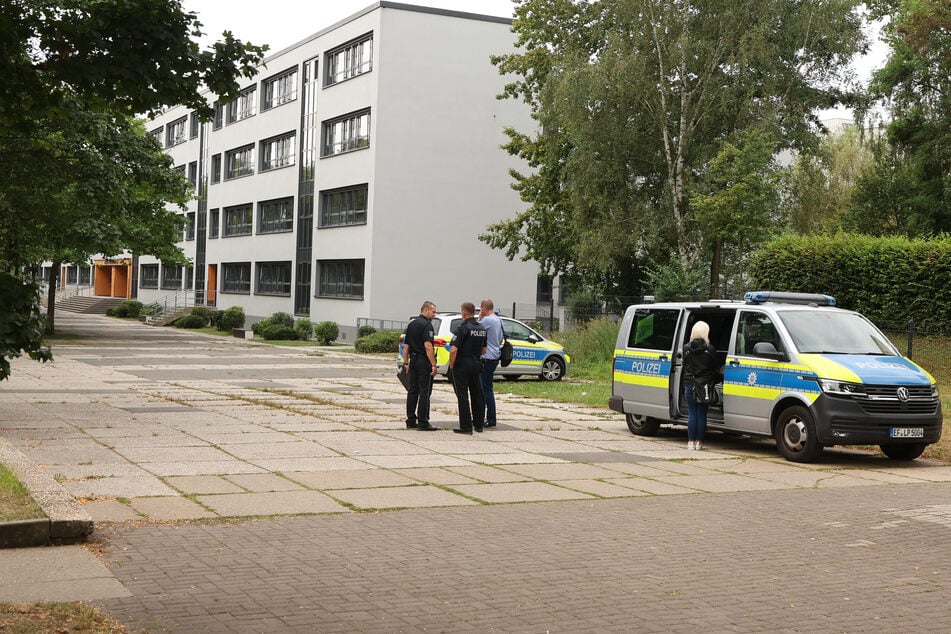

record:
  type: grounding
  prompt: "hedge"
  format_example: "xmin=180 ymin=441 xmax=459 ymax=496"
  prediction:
xmin=749 ymin=233 xmax=951 ymax=328
xmin=354 ymin=330 xmax=401 ymax=353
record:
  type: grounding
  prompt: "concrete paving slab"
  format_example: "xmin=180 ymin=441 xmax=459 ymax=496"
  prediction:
xmin=81 ymin=500 xmax=142 ymax=522
xmin=116 ymin=446 xmax=238 ymax=463
xmin=455 ymin=452 xmax=567 ymax=465
xmin=164 ymin=475 xmax=246 ymax=494
xmin=217 ymin=441 xmax=339 ymax=460
xmin=450 ymin=482 xmax=596 ymax=503
xmin=284 ymin=469 xmax=419 ymax=490
xmin=318 ymin=440 xmax=433 ymax=456
xmin=826 ymin=469 xmax=932 ymax=485
xmin=139 ymin=461 xmax=267 ymax=476
xmin=0 ymin=546 xmax=131 ymax=602
xmin=497 ymin=462 xmax=626 ymax=481
xmin=877 ymin=466 xmax=951 ymax=482
xmin=603 ymin=477 xmax=703 ymax=496
xmin=444 ymin=465 xmax=533 ymax=483
xmin=197 ymin=490 xmax=347 ymax=517
xmin=248 ymin=456 xmax=370 ymax=472
xmin=654 ymin=473 xmax=795 ymax=493
xmin=102 ymin=435 xmax=207 ymax=449
xmin=355 ymin=454 xmax=474 ymax=469
xmin=329 ymin=485 xmax=478 ymax=510
xmin=37 ymin=463 xmax=151 ymax=479
xmin=63 ymin=476 xmax=177 ymax=499
xmin=392 ymin=467 xmax=483 ymax=486
xmin=752 ymin=471 xmax=889 ymax=489
xmin=21 ymin=446 xmax=125 ymax=465
xmin=555 ymin=479 xmax=653 ymax=498
xmin=130 ymin=496 xmax=218 ymax=520
xmin=224 ymin=473 xmax=305 ymax=492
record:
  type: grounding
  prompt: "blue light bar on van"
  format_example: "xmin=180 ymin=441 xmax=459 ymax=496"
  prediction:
xmin=744 ymin=291 xmax=836 ymax=306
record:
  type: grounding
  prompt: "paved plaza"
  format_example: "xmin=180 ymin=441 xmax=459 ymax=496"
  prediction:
xmin=1 ymin=313 xmax=951 ymax=631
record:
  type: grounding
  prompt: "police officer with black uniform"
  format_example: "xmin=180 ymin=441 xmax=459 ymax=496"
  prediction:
xmin=449 ymin=302 xmax=487 ymax=434
xmin=403 ymin=300 xmax=440 ymax=431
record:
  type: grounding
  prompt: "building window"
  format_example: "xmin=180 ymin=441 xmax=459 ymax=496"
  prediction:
xmin=256 ymin=261 xmax=292 ymax=296
xmin=226 ymin=85 xmax=256 ymax=124
xmin=223 ymin=204 xmax=253 ymax=237
xmin=140 ymin=263 xmax=159 ymax=289
xmin=325 ymin=33 xmax=373 ymax=86
xmin=262 ymin=67 xmax=298 ymax=110
xmin=322 ymin=110 xmax=370 ymax=157
xmin=319 ymin=184 xmax=368 ymax=228
xmin=213 ymin=101 xmax=223 ymax=129
xmin=209 ymin=208 xmax=220 ymax=239
xmin=211 ymin=154 xmax=222 ymax=184
xmin=225 ymin=144 xmax=254 ymax=180
xmin=161 ymin=264 xmax=183 ymax=289
xmin=187 ymin=161 xmax=198 ymax=188
xmin=189 ymin=112 xmax=200 ymax=139
xmin=165 ymin=116 xmax=187 ymax=146
xmin=78 ymin=266 xmax=91 ymax=285
xmin=148 ymin=127 xmax=163 ymax=144
xmin=260 ymin=132 xmax=296 ymax=171
xmin=173 ymin=164 xmax=186 ymax=178
xmin=65 ymin=266 xmax=78 ymax=285
xmin=185 ymin=212 xmax=196 ymax=241
xmin=221 ymin=262 xmax=251 ymax=294
xmin=258 ymin=197 xmax=294 ymax=234
xmin=317 ymin=259 xmax=364 ymax=299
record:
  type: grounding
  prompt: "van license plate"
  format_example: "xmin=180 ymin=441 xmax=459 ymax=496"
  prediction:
xmin=890 ymin=427 xmax=924 ymax=438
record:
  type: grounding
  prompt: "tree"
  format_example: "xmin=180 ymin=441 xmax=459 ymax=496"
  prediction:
xmin=0 ymin=0 xmax=266 ymax=375
xmin=484 ymin=0 xmax=867 ymax=295
xmin=858 ymin=0 xmax=951 ymax=233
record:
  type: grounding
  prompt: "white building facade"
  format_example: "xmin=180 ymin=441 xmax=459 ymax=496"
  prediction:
xmin=139 ymin=2 xmax=542 ymax=337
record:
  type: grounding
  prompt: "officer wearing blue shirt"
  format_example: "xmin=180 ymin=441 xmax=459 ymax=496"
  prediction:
xmin=449 ymin=302 xmax=487 ymax=434
xmin=479 ymin=298 xmax=503 ymax=427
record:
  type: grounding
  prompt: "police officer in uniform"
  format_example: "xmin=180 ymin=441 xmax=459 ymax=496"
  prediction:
xmin=449 ymin=302 xmax=487 ymax=434
xmin=403 ymin=300 xmax=440 ymax=431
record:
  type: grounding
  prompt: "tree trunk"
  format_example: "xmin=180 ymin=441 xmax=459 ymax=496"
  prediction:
xmin=45 ymin=260 xmax=60 ymax=335
xmin=709 ymin=238 xmax=721 ymax=299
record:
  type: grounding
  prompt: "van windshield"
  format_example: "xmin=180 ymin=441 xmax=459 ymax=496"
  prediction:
xmin=780 ymin=311 xmax=900 ymax=355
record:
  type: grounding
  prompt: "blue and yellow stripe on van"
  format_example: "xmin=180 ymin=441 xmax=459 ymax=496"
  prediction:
xmin=612 ymin=349 xmax=671 ymax=388
xmin=724 ymin=359 xmax=821 ymax=403
xmin=508 ymin=341 xmax=570 ymax=370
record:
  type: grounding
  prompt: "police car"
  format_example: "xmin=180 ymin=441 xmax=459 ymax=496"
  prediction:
xmin=608 ymin=291 xmax=942 ymax=462
xmin=398 ymin=312 xmax=570 ymax=381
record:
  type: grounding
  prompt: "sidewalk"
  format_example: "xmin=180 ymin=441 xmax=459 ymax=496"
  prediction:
xmin=2 ymin=313 xmax=951 ymax=629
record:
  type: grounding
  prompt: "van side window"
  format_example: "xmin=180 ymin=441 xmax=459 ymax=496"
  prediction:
xmin=627 ymin=309 xmax=680 ymax=351
xmin=735 ymin=312 xmax=784 ymax=357
xmin=502 ymin=319 xmax=533 ymax=341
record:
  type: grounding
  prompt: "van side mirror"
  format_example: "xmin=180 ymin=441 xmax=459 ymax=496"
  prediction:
xmin=752 ymin=341 xmax=786 ymax=361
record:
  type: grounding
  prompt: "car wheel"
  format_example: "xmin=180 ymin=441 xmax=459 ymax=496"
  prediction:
xmin=539 ymin=356 xmax=566 ymax=381
xmin=774 ymin=405 xmax=823 ymax=463
xmin=880 ymin=443 xmax=927 ymax=461
xmin=503 ymin=375 xmax=521 ymax=381
xmin=626 ymin=414 xmax=660 ymax=436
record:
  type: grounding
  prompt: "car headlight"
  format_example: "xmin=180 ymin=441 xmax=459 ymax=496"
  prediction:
xmin=932 ymin=384 xmax=940 ymax=399
xmin=817 ymin=379 xmax=866 ymax=396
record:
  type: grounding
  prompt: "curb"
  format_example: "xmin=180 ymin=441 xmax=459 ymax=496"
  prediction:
xmin=0 ymin=437 xmax=93 ymax=548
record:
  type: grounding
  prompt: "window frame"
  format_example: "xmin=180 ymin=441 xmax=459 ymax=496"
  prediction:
xmin=257 ymin=197 xmax=294 ymax=234
xmin=221 ymin=262 xmax=252 ymax=294
xmin=140 ymin=263 xmax=159 ymax=289
xmin=160 ymin=263 xmax=184 ymax=290
xmin=226 ymin=85 xmax=257 ymax=124
xmin=259 ymin=132 xmax=296 ymax=172
xmin=316 ymin=259 xmax=365 ymax=299
xmin=165 ymin=116 xmax=187 ymax=147
xmin=224 ymin=144 xmax=255 ymax=180
xmin=208 ymin=208 xmax=220 ymax=239
xmin=222 ymin=203 xmax=253 ymax=237
xmin=262 ymin=67 xmax=298 ymax=110
xmin=321 ymin=109 xmax=370 ymax=157
xmin=324 ymin=32 xmax=373 ymax=87
xmin=319 ymin=184 xmax=368 ymax=228
xmin=256 ymin=261 xmax=293 ymax=296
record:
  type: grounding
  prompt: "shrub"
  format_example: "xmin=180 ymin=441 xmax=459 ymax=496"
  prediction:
xmin=358 ymin=324 xmax=377 ymax=337
xmin=294 ymin=318 xmax=314 ymax=340
xmin=269 ymin=312 xmax=295 ymax=328
xmin=262 ymin=324 xmax=298 ymax=340
xmin=313 ymin=320 xmax=339 ymax=345
xmin=139 ymin=303 xmax=160 ymax=316
xmin=354 ymin=330 xmax=401 ymax=353
xmin=210 ymin=310 xmax=223 ymax=329
xmin=189 ymin=306 xmax=216 ymax=326
xmin=567 ymin=289 xmax=601 ymax=323
xmin=251 ymin=318 xmax=272 ymax=336
xmin=217 ymin=306 xmax=245 ymax=331
xmin=176 ymin=314 xmax=207 ymax=329
xmin=107 ymin=300 xmax=143 ymax=318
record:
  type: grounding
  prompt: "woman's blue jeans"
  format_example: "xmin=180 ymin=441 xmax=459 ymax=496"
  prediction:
xmin=684 ymin=384 xmax=708 ymax=442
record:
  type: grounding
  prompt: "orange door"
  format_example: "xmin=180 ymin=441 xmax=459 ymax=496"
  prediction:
xmin=207 ymin=264 xmax=217 ymax=305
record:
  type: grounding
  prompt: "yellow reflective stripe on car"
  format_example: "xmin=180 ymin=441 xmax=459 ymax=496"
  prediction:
xmin=613 ymin=372 xmax=669 ymax=388
xmin=798 ymin=354 xmax=862 ymax=383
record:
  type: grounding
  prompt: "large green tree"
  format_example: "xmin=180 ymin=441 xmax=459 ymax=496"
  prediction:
xmin=0 ymin=0 xmax=266 ymax=373
xmin=484 ymin=0 xmax=867 ymax=295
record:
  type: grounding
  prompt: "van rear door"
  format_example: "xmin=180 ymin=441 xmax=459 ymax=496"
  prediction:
xmin=613 ymin=306 xmax=684 ymax=420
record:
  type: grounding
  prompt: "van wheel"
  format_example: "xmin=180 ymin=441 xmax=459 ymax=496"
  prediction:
xmin=880 ymin=443 xmax=927 ymax=461
xmin=774 ymin=405 xmax=822 ymax=463
xmin=539 ymin=356 xmax=566 ymax=381
xmin=626 ymin=414 xmax=660 ymax=436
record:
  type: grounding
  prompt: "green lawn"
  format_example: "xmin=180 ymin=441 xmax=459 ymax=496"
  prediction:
xmin=0 ymin=463 xmax=45 ymax=522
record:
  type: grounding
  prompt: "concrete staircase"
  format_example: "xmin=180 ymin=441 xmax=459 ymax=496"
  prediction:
xmin=150 ymin=306 xmax=192 ymax=327
xmin=56 ymin=296 xmax=126 ymax=315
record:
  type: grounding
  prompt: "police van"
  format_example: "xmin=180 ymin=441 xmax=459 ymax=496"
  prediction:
xmin=608 ymin=291 xmax=942 ymax=462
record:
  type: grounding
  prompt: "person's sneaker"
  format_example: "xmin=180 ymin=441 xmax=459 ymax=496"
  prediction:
xmin=687 ymin=441 xmax=695 ymax=450
xmin=696 ymin=442 xmax=703 ymax=451
xmin=416 ymin=424 xmax=439 ymax=431
xmin=452 ymin=428 xmax=473 ymax=435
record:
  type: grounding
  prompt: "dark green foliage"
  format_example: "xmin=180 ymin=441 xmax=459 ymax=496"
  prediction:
xmin=217 ymin=306 xmax=246 ymax=331
xmin=251 ymin=318 xmax=271 ymax=336
xmin=567 ymin=289 xmax=601 ymax=323
xmin=0 ymin=273 xmax=52 ymax=381
xmin=106 ymin=300 xmax=144 ymax=318
xmin=355 ymin=330 xmax=401 ymax=353
xmin=210 ymin=310 xmax=223 ymax=329
xmin=269 ymin=312 xmax=295 ymax=328
xmin=189 ymin=306 xmax=216 ymax=326
xmin=294 ymin=318 xmax=314 ymax=341
xmin=358 ymin=325 xmax=377 ymax=337
xmin=749 ymin=234 xmax=951 ymax=327
xmin=314 ymin=321 xmax=339 ymax=345
xmin=176 ymin=314 xmax=206 ymax=329
xmin=262 ymin=325 xmax=298 ymax=341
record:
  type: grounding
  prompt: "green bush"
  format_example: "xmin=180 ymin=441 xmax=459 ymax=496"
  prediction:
xmin=358 ymin=324 xmax=377 ymax=337
xmin=106 ymin=300 xmax=143 ymax=318
xmin=176 ymin=314 xmax=207 ymax=329
xmin=269 ymin=312 xmax=295 ymax=328
xmin=314 ymin=320 xmax=339 ymax=345
xmin=262 ymin=324 xmax=298 ymax=340
xmin=294 ymin=318 xmax=314 ymax=340
xmin=139 ymin=303 xmax=160 ymax=316
xmin=189 ymin=306 xmax=216 ymax=325
xmin=558 ymin=318 xmax=618 ymax=369
xmin=567 ymin=289 xmax=601 ymax=323
xmin=210 ymin=310 xmax=223 ymax=329
xmin=354 ymin=329 xmax=401 ymax=353
xmin=251 ymin=318 xmax=272 ymax=336
xmin=216 ymin=306 xmax=245 ymax=331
